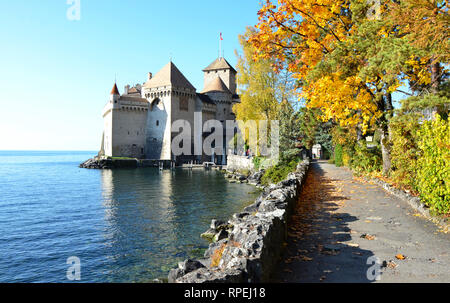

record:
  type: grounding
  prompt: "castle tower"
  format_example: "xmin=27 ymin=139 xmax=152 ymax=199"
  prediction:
xmin=142 ymin=61 xmax=197 ymax=161
xmin=110 ymin=83 xmax=120 ymax=106
xmin=202 ymin=57 xmax=237 ymax=95
xmin=102 ymin=82 xmax=149 ymax=158
xmin=102 ymin=83 xmax=120 ymax=157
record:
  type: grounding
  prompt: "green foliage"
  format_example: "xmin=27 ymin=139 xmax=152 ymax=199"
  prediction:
xmin=389 ymin=113 xmax=422 ymax=190
xmin=252 ymin=156 xmax=262 ymax=170
xmin=400 ymin=82 xmax=450 ymax=115
xmin=297 ymin=107 xmax=320 ymax=149
xmin=415 ymin=115 xmax=450 ymax=215
xmin=279 ymin=100 xmax=302 ymax=162
xmin=349 ymin=143 xmax=383 ymax=175
xmin=389 ymin=113 xmax=450 ymax=215
xmin=315 ymin=121 xmax=333 ymax=159
xmin=334 ymin=144 xmax=343 ymax=167
xmin=261 ymin=158 xmax=299 ymax=185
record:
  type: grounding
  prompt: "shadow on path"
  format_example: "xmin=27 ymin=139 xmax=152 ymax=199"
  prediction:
xmin=271 ymin=161 xmax=376 ymax=283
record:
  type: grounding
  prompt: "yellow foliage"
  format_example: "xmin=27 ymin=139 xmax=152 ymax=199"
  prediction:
xmin=303 ymin=72 xmax=381 ymax=133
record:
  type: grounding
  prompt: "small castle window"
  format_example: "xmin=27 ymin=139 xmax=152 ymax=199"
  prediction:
xmin=156 ymin=120 xmax=159 ymax=126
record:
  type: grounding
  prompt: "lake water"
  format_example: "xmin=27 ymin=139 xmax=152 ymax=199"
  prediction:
xmin=0 ymin=151 xmax=259 ymax=282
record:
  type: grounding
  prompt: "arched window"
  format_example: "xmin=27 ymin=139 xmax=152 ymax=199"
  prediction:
xmin=156 ymin=120 xmax=159 ymax=126
xmin=150 ymin=98 xmax=160 ymax=111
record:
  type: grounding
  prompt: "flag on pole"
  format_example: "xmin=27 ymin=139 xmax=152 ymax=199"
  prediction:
xmin=220 ymin=32 xmax=223 ymax=40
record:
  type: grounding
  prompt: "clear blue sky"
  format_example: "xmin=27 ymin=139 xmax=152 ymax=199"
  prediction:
xmin=0 ymin=0 xmax=262 ymax=150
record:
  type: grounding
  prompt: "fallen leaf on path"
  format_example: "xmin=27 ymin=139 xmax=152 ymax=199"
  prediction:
xmin=360 ymin=234 xmax=376 ymax=240
xmin=395 ymin=254 xmax=406 ymax=260
xmin=384 ymin=260 xmax=397 ymax=269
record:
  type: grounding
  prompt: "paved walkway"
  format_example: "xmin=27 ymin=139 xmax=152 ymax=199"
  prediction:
xmin=272 ymin=160 xmax=450 ymax=283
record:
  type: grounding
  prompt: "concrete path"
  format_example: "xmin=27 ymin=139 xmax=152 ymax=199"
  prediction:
xmin=272 ymin=160 xmax=450 ymax=283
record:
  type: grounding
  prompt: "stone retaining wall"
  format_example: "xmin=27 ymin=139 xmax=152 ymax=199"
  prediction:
xmin=226 ymin=155 xmax=255 ymax=172
xmin=168 ymin=160 xmax=310 ymax=283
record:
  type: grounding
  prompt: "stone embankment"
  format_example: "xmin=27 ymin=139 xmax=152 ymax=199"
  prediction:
xmin=168 ymin=160 xmax=310 ymax=283
xmin=223 ymin=170 xmax=265 ymax=187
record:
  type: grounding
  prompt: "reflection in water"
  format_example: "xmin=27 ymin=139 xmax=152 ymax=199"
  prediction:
xmin=99 ymin=168 xmax=259 ymax=282
xmin=0 ymin=152 xmax=260 ymax=282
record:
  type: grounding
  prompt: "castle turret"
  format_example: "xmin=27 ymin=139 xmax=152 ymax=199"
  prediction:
xmin=110 ymin=83 xmax=120 ymax=106
xmin=202 ymin=57 xmax=237 ymax=95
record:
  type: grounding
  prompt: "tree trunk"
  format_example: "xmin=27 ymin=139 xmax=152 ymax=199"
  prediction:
xmin=378 ymin=93 xmax=393 ymax=176
xmin=380 ymin=126 xmax=391 ymax=176
xmin=430 ymin=61 xmax=441 ymax=94
xmin=430 ymin=61 xmax=442 ymax=117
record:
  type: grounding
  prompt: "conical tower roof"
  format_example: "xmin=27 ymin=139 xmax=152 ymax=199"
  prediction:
xmin=110 ymin=83 xmax=120 ymax=95
xmin=202 ymin=76 xmax=231 ymax=93
xmin=203 ymin=57 xmax=236 ymax=73
xmin=143 ymin=61 xmax=196 ymax=91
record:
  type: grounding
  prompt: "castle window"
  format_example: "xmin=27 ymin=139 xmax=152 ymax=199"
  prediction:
xmin=156 ymin=120 xmax=159 ymax=126
xmin=179 ymin=95 xmax=189 ymax=111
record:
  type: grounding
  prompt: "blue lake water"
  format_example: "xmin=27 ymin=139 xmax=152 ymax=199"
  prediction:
xmin=0 ymin=151 xmax=259 ymax=282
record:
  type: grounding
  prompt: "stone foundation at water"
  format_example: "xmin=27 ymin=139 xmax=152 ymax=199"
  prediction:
xmin=168 ymin=160 xmax=310 ymax=283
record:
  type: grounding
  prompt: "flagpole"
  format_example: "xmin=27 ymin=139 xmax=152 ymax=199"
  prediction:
xmin=219 ymin=33 xmax=222 ymax=59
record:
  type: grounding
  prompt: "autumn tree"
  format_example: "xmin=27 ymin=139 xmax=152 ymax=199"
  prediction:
xmin=389 ymin=0 xmax=449 ymax=114
xmin=233 ymin=26 xmax=298 ymax=153
xmin=249 ymin=0 xmax=449 ymax=174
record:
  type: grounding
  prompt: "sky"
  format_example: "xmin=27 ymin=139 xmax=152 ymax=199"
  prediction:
xmin=0 ymin=1 xmax=408 ymax=151
xmin=0 ymin=0 xmax=262 ymax=151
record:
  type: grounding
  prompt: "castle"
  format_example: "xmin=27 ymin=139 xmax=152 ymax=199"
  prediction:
xmin=99 ymin=56 xmax=239 ymax=165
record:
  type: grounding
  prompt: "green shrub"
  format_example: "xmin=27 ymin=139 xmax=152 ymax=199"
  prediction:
xmin=349 ymin=142 xmax=382 ymax=175
xmin=261 ymin=158 xmax=299 ymax=185
xmin=389 ymin=113 xmax=421 ymax=190
xmin=415 ymin=115 xmax=450 ymax=215
xmin=252 ymin=156 xmax=262 ymax=170
xmin=334 ymin=144 xmax=343 ymax=167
